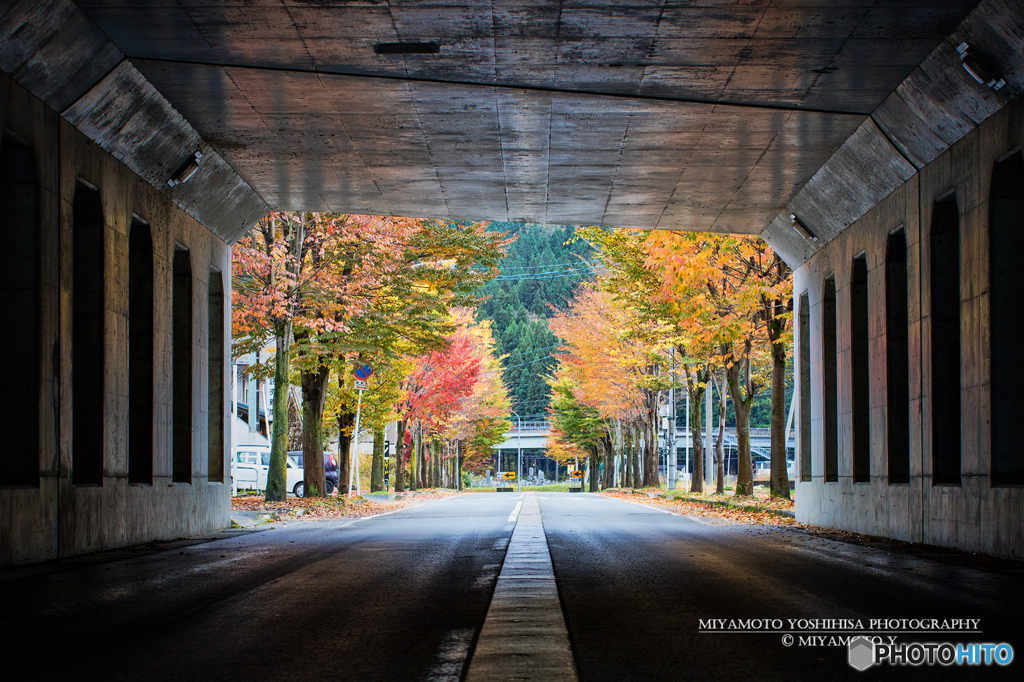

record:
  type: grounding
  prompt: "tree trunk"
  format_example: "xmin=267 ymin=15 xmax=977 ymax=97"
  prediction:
xmin=299 ymin=363 xmax=329 ymax=498
xmin=689 ymin=384 xmax=705 ymax=494
xmin=433 ymin=440 xmax=440 ymax=488
xmin=715 ymin=371 xmax=726 ymax=494
xmin=642 ymin=389 xmax=660 ymax=487
xmin=455 ymin=441 xmax=463 ymax=490
xmin=602 ymin=435 xmax=613 ymax=490
xmin=613 ymin=421 xmax=623 ymax=488
xmin=618 ymin=433 xmax=627 ymax=488
xmin=621 ymin=433 xmax=628 ymax=488
xmin=371 ymin=429 xmax=384 ymax=492
xmin=429 ymin=440 xmax=438 ymax=489
xmin=266 ymin=322 xmax=292 ymax=502
xmin=770 ymin=337 xmax=791 ymax=499
xmin=409 ymin=423 xmax=418 ymax=491
xmin=726 ymin=357 xmax=754 ymax=496
xmin=626 ymin=421 xmax=634 ymax=485
xmin=395 ymin=419 xmax=407 ymax=492
xmin=423 ymin=439 xmax=431 ymax=488
xmin=337 ymin=409 xmax=354 ymax=494
xmin=418 ymin=430 xmax=428 ymax=488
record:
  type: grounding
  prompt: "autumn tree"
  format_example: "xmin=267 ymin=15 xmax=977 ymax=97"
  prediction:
xmin=235 ymin=214 xmax=509 ymax=499
xmin=395 ymin=330 xmax=482 ymax=490
xmin=549 ymin=283 xmax=649 ymax=489
xmin=233 ymin=212 xmax=353 ymax=501
xmin=547 ymin=370 xmax=606 ymax=492
xmin=446 ymin=311 xmax=512 ymax=481
xmin=574 ymin=228 xmax=678 ymax=488
xmin=645 ymin=232 xmax=790 ymax=497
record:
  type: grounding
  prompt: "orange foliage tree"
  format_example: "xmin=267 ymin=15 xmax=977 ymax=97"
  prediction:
xmin=644 ymin=232 xmax=792 ymax=497
xmin=549 ymin=283 xmax=653 ymax=490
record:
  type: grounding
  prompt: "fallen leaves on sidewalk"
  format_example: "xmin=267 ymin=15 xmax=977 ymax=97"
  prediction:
xmin=231 ymin=489 xmax=462 ymax=521
xmin=601 ymin=488 xmax=797 ymax=526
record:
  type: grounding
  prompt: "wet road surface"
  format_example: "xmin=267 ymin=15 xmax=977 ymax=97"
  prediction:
xmin=2 ymin=492 xmax=1022 ymax=681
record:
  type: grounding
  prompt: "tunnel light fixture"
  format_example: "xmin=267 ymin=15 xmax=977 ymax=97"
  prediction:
xmin=168 ymin=151 xmax=203 ymax=187
xmin=790 ymin=213 xmax=819 ymax=243
xmin=374 ymin=42 xmax=440 ymax=55
xmin=956 ymin=42 xmax=1006 ymax=91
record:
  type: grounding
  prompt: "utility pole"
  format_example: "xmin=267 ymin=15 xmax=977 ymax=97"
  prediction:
xmin=511 ymin=410 xmax=522 ymax=493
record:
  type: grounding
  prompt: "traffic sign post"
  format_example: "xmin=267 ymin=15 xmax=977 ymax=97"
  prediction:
xmin=569 ymin=469 xmax=583 ymax=493
xmin=348 ymin=364 xmax=373 ymax=496
xmin=497 ymin=470 xmax=516 ymax=493
xmin=383 ymin=440 xmax=390 ymax=490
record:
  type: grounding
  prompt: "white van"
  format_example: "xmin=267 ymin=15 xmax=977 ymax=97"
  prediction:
xmin=231 ymin=445 xmax=303 ymax=495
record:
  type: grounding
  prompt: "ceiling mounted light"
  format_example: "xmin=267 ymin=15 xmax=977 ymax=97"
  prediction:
xmin=374 ymin=42 xmax=440 ymax=55
xmin=956 ymin=42 xmax=1006 ymax=91
xmin=790 ymin=213 xmax=818 ymax=243
xmin=168 ymin=151 xmax=203 ymax=187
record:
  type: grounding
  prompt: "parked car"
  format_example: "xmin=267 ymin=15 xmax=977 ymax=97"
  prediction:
xmin=287 ymin=450 xmax=340 ymax=496
xmin=232 ymin=445 xmax=303 ymax=494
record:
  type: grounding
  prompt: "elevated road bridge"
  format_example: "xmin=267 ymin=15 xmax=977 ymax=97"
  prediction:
xmin=1 ymin=0 xmax=1023 ymax=610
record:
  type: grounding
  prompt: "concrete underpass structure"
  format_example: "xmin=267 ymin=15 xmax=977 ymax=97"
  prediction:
xmin=1 ymin=0 xmax=1023 ymax=564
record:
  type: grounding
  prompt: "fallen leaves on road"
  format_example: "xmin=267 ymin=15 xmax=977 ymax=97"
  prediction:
xmin=600 ymin=488 xmax=797 ymax=526
xmin=231 ymin=489 xmax=462 ymax=522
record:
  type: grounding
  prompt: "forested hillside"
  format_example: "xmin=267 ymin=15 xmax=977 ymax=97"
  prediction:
xmin=476 ymin=223 xmax=595 ymax=419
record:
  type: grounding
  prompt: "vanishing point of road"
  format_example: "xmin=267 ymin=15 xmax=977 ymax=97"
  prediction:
xmin=3 ymin=493 xmax=1021 ymax=681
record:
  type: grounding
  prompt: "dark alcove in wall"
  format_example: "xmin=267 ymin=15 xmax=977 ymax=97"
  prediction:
xmin=931 ymin=196 xmax=961 ymax=486
xmin=990 ymin=153 xmax=1024 ymax=485
xmin=0 ymin=133 xmax=39 ymax=487
xmin=129 ymin=219 xmax=154 ymax=485
xmin=72 ymin=182 xmax=105 ymax=486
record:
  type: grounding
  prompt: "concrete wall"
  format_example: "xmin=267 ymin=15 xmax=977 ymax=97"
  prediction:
xmin=793 ymin=94 xmax=1024 ymax=559
xmin=0 ymin=71 xmax=231 ymax=566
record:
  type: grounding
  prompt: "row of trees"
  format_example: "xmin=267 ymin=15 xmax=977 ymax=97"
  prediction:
xmin=546 ymin=228 xmax=793 ymax=498
xmin=232 ymin=212 xmax=513 ymax=501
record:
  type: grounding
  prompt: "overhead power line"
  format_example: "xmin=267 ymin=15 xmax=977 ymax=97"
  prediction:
xmin=484 ymin=258 xmax=602 ymax=271
xmin=503 ymin=343 xmax=564 ymax=360
xmin=480 ymin=351 xmax=562 ymax=377
xmin=493 ymin=265 xmax=607 ymax=281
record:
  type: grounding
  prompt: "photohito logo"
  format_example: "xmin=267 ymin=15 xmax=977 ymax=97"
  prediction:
xmin=848 ymin=638 xmax=1014 ymax=670
xmin=848 ymin=637 xmax=875 ymax=671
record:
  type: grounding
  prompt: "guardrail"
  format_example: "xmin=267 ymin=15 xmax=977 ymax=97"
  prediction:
xmin=509 ymin=421 xmax=551 ymax=432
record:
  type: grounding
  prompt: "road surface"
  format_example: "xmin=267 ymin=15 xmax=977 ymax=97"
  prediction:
xmin=2 ymin=492 xmax=1021 ymax=680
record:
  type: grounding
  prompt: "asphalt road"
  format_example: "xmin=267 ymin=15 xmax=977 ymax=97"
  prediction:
xmin=2 ymin=492 xmax=1022 ymax=681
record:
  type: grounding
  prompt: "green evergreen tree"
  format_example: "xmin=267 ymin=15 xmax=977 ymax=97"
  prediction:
xmin=477 ymin=223 xmax=595 ymax=416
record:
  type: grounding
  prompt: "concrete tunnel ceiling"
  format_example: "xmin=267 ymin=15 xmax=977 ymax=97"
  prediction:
xmin=74 ymin=1 xmax=980 ymax=234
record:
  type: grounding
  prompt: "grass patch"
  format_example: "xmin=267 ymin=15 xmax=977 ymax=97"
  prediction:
xmin=601 ymin=488 xmax=796 ymax=525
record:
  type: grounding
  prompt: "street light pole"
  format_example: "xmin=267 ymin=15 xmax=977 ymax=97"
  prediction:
xmin=511 ymin=410 xmax=522 ymax=493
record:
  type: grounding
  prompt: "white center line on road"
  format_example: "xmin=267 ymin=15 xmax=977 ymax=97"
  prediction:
xmin=465 ymin=492 xmax=578 ymax=682
xmin=507 ymin=501 xmax=523 ymax=523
